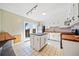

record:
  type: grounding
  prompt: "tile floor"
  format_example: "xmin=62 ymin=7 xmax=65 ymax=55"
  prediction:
xmin=12 ymin=40 xmax=64 ymax=56
xmin=1 ymin=39 xmax=79 ymax=56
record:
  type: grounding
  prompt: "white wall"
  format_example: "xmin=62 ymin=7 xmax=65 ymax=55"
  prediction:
xmin=0 ymin=10 xmax=1 ymax=31
xmin=2 ymin=10 xmax=23 ymax=35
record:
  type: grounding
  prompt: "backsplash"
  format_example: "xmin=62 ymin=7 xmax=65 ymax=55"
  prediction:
xmin=45 ymin=27 xmax=71 ymax=33
xmin=45 ymin=22 xmax=79 ymax=33
xmin=71 ymin=22 xmax=79 ymax=29
xmin=71 ymin=22 xmax=79 ymax=35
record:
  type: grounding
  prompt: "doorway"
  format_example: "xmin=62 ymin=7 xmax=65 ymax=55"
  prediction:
xmin=25 ymin=29 xmax=30 ymax=37
xmin=24 ymin=23 xmax=37 ymax=41
xmin=24 ymin=23 xmax=30 ymax=41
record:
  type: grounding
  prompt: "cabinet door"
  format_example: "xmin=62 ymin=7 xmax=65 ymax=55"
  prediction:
xmin=51 ymin=33 xmax=60 ymax=41
xmin=33 ymin=36 xmax=40 ymax=51
xmin=41 ymin=36 xmax=45 ymax=48
xmin=44 ymin=35 xmax=47 ymax=45
xmin=74 ymin=4 xmax=78 ymax=21
xmin=66 ymin=4 xmax=78 ymax=25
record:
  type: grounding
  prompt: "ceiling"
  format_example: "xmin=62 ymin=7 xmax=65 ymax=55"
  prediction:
xmin=0 ymin=3 xmax=73 ymax=27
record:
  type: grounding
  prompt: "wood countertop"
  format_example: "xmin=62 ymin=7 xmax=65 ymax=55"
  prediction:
xmin=0 ymin=32 xmax=15 ymax=47
xmin=0 ymin=32 xmax=15 ymax=42
xmin=61 ymin=32 xmax=79 ymax=42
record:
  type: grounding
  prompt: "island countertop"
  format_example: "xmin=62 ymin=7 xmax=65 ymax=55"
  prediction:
xmin=31 ymin=33 xmax=47 ymax=36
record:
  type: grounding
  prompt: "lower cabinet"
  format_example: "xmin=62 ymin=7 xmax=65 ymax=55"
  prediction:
xmin=33 ymin=36 xmax=40 ymax=51
xmin=40 ymin=35 xmax=47 ymax=48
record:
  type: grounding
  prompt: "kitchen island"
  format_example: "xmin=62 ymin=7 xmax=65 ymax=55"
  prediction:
xmin=30 ymin=33 xmax=47 ymax=51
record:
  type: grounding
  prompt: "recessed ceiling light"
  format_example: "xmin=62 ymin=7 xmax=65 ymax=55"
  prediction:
xmin=42 ymin=13 xmax=46 ymax=15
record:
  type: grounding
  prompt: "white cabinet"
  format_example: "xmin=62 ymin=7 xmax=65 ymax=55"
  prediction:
xmin=41 ymin=36 xmax=45 ymax=48
xmin=49 ymin=33 xmax=60 ymax=41
xmin=30 ymin=34 xmax=47 ymax=51
xmin=70 ymin=3 xmax=78 ymax=25
xmin=33 ymin=36 xmax=40 ymax=51
xmin=48 ymin=33 xmax=61 ymax=49
xmin=64 ymin=3 xmax=79 ymax=26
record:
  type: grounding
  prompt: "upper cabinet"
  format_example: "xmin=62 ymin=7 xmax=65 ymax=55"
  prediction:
xmin=70 ymin=3 xmax=79 ymax=25
xmin=64 ymin=3 xmax=79 ymax=27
